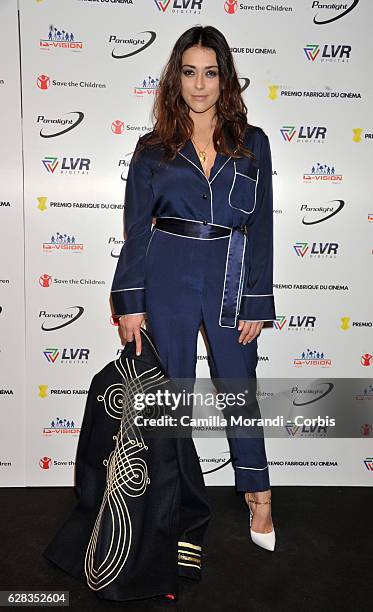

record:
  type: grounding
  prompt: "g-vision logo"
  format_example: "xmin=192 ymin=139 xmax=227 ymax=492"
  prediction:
xmin=312 ymin=1 xmax=359 ymax=25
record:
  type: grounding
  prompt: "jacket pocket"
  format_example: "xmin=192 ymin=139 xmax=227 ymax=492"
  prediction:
xmin=228 ymin=161 xmax=258 ymax=214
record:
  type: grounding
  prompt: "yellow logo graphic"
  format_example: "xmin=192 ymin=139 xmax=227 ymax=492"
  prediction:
xmin=268 ymin=85 xmax=279 ymax=100
xmin=352 ymin=128 xmax=362 ymax=143
xmin=38 ymin=385 xmax=48 ymax=398
xmin=340 ymin=317 xmax=350 ymax=331
xmin=37 ymin=196 xmax=48 ymax=211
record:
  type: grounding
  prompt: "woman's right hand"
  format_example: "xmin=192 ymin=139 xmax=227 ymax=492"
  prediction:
xmin=119 ymin=314 xmax=146 ymax=356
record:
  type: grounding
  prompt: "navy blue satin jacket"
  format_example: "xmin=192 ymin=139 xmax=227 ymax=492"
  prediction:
xmin=111 ymin=124 xmax=276 ymax=327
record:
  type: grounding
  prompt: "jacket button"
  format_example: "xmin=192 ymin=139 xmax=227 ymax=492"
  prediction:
xmin=203 ymin=220 xmax=208 ymax=225
xmin=202 ymin=194 xmax=207 ymax=199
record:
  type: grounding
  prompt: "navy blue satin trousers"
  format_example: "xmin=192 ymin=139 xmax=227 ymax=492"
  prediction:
xmin=144 ymin=227 xmax=270 ymax=492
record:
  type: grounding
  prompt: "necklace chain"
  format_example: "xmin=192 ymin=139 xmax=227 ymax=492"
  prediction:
xmin=191 ymin=133 xmax=213 ymax=169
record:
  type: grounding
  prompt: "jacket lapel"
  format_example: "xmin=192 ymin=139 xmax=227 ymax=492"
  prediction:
xmin=177 ymin=132 xmax=232 ymax=183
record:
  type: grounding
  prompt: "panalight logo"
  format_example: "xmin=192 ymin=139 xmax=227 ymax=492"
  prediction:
xmin=38 ymin=112 xmax=84 ymax=138
xmin=304 ymin=43 xmax=351 ymax=62
xmin=110 ymin=31 xmax=156 ymax=59
xmin=40 ymin=306 xmax=84 ymax=331
xmin=40 ymin=25 xmax=83 ymax=51
xmin=312 ymin=0 xmax=360 ymax=26
xmin=37 ymin=74 xmax=50 ymax=89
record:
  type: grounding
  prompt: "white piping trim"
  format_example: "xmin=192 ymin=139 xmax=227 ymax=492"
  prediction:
xmin=145 ymin=226 xmax=157 ymax=257
xmin=241 ymin=293 xmax=274 ymax=297
xmin=210 ymin=156 xmax=232 ymax=184
xmin=219 ymin=233 xmax=247 ymax=329
xmin=236 ymin=171 xmax=256 ymax=182
xmin=228 ymin=161 xmax=258 ymax=215
xmin=239 ymin=319 xmax=275 ymax=322
xmin=236 ymin=465 xmax=269 ymax=470
xmin=111 ymin=287 xmax=144 ymax=293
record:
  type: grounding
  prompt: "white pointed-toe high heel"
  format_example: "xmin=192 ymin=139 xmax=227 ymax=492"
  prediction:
xmin=247 ymin=495 xmax=276 ymax=551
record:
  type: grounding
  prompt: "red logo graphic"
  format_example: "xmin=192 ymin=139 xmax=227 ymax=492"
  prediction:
xmin=39 ymin=456 xmax=52 ymax=469
xmin=224 ymin=0 xmax=238 ymax=14
xmin=361 ymin=423 xmax=373 ymax=436
xmin=39 ymin=273 xmax=52 ymax=287
xmin=37 ymin=74 xmax=50 ymax=90
xmin=361 ymin=353 xmax=373 ymax=366
xmin=111 ymin=120 xmax=124 ymax=135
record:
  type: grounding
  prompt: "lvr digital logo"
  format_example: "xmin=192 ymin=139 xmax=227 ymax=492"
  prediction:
xmin=274 ymin=316 xmax=316 ymax=331
xmin=153 ymin=0 xmax=203 ymax=11
xmin=304 ymin=44 xmax=352 ymax=62
xmin=43 ymin=348 xmax=90 ymax=364
xmin=42 ymin=156 xmax=91 ymax=174
xmin=293 ymin=242 xmax=339 ymax=258
xmin=281 ymin=126 xmax=327 ymax=142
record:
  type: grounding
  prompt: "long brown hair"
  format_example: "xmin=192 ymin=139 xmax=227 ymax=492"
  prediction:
xmin=136 ymin=25 xmax=253 ymax=162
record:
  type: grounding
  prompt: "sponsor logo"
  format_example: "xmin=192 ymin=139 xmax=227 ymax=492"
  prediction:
xmin=356 ymin=384 xmax=373 ymax=401
xmin=312 ymin=1 xmax=360 ymax=26
xmin=43 ymin=348 xmax=90 ymax=364
xmin=42 ymin=156 xmax=91 ymax=175
xmin=39 ymin=273 xmax=105 ymax=287
xmin=293 ymin=242 xmax=339 ymax=258
xmin=0 ymin=389 xmax=13 ymax=395
xmin=43 ymin=417 xmax=80 ymax=436
xmin=361 ymin=354 xmax=373 ymax=367
xmin=109 ymin=31 xmax=156 ymax=59
xmin=39 ymin=456 xmax=75 ymax=469
xmin=109 ymin=236 xmax=125 ymax=257
xmin=274 ymin=316 xmax=317 ymax=332
xmin=40 ymin=25 xmax=83 ymax=51
xmin=36 ymin=196 xmax=123 ymax=212
xmin=154 ymin=0 xmax=204 ymax=14
xmin=225 ymin=0 xmax=293 ymax=14
xmin=280 ymin=125 xmax=327 ymax=143
xmin=38 ymin=112 xmax=84 ymax=137
xmin=134 ymin=76 xmax=159 ymax=97
xmin=43 ymin=233 xmax=84 ymax=253
xmin=38 ymin=385 xmax=88 ymax=398
xmin=352 ymin=128 xmax=373 ymax=142
xmin=363 ymin=457 xmax=373 ymax=470
xmin=231 ymin=46 xmax=276 ymax=55
xmin=37 ymin=74 xmax=106 ymax=90
xmin=0 ymin=201 xmax=11 ymax=207
xmin=273 ymin=283 xmax=349 ymax=292
xmin=39 ymin=306 xmax=84 ymax=331
xmin=300 ymin=200 xmax=345 ymax=225
xmin=303 ymin=164 xmax=343 ymax=183
xmin=112 ymin=119 xmax=124 ymax=134
xmin=361 ymin=424 xmax=372 ymax=436
xmin=268 ymin=83 xmax=361 ymax=100
xmin=293 ymin=349 xmax=332 ymax=367
xmin=304 ymin=43 xmax=351 ymax=62
xmin=340 ymin=317 xmax=373 ymax=330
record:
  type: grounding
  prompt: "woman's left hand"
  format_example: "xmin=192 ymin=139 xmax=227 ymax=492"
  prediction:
xmin=237 ymin=320 xmax=264 ymax=344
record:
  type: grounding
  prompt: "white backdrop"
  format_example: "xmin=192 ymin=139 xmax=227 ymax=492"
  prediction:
xmin=0 ymin=0 xmax=372 ymax=487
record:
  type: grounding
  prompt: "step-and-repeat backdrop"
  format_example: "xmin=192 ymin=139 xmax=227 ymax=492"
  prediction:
xmin=0 ymin=0 xmax=372 ymax=487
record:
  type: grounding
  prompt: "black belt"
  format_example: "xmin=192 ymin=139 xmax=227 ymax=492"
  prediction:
xmin=154 ymin=217 xmax=248 ymax=327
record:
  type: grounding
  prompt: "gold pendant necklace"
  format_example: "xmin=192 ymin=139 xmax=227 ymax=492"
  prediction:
xmin=191 ymin=135 xmax=211 ymax=167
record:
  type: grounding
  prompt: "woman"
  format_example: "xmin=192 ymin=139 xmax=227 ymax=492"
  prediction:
xmin=111 ymin=25 xmax=276 ymax=551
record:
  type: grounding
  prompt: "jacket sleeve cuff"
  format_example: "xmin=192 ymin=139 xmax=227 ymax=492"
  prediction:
xmin=238 ymin=294 xmax=276 ymax=321
xmin=111 ymin=287 xmax=145 ymax=316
